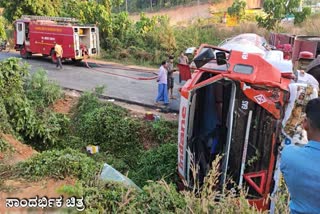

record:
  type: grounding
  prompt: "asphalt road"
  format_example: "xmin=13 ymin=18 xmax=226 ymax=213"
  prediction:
xmin=0 ymin=51 xmax=183 ymax=111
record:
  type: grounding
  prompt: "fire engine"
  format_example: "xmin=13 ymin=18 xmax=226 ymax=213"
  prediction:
xmin=14 ymin=15 xmax=100 ymax=62
xmin=270 ymin=33 xmax=320 ymax=63
xmin=177 ymin=34 xmax=319 ymax=211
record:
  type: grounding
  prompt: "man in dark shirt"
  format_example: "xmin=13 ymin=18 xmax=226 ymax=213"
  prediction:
xmin=167 ymin=56 xmax=176 ymax=99
xmin=280 ymin=98 xmax=320 ymax=214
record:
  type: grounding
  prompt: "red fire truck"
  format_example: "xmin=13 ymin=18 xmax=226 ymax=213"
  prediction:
xmin=270 ymin=33 xmax=320 ymax=62
xmin=14 ymin=15 xmax=100 ymax=62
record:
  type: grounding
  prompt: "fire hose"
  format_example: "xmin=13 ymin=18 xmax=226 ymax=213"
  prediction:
xmin=83 ymin=58 xmax=158 ymax=81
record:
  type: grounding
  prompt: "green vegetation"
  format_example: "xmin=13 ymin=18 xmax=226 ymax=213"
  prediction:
xmin=25 ymin=69 xmax=63 ymax=108
xmin=130 ymin=143 xmax=178 ymax=186
xmin=0 ymin=58 xmax=68 ymax=150
xmin=256 ymin=0 xmax=311 ymax=31
xmin=0 ymin=138 xmax=12 ymax=153
xmin=70 ymin=88 xmax=178 ymax=185
xmin=17 ymin=148 xmax=101 ymax=181
xmin=0 ymin=17 xmax=6 ymax=40
xmin=227 ymin=0 xmax=246 ymax=21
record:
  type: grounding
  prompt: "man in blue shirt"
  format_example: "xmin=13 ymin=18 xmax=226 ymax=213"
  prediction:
xmin=281 ymin=98 xmax=320 ymax=214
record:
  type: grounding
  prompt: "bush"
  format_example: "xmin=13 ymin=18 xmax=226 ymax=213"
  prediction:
xmin=0 ymin=99 xmax=12 ymax=133
xmin=58 ymin=156 xmax=289 ymax=213
xmin=59 ymin=180 xmax=185 ymax=213
xmin=130 ymin=143 xmax=178 ymax=187
xmin=0 ymin=138 xmax=11 ymax=153
xmin=0 ymin=58 xmax=69 ymax=150
xmin=151 ymin=119 xmax=178 ymax=144
xmin=76 ymin=104 xmax=142 ymax=165
xmin=72 ymin=91 xmax=143 ymax=167
xmin=73 ymin=91 xmax=102 ymax=121
xmin=17 ymin=148 xmax=101 ymax=181
xmin=25 ymin=69 xmax=62 ymax=108
xmin=0 ymin=58 xmax=29 ymax=98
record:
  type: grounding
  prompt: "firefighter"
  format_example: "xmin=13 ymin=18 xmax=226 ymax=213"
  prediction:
xmin=54 ymin=42 xmax=63 ymax=70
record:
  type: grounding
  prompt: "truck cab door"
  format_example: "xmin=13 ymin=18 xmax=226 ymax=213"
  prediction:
xmin=16 ymin=22 xmax=25 ymax=45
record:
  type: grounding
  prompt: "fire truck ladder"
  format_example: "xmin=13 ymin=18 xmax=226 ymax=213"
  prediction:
xmin=21 ymin=15 xmax=79 ymax=23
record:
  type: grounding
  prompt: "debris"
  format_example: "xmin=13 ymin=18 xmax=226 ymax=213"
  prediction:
xmin=86 ymin=145 xmax=99 ymax=154
xmin=107 ymin=99 xmax=115 ymax=102
xmin=100 ymin=163 xmax=141 ymax=191
xmin=144 ymin=112 xmax=154 ymax=121
xmin=154 ymin=115 xmax=161 ymax=121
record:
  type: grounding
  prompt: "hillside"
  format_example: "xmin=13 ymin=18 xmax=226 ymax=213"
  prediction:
xmin=129 ymin=1 xmax=233 ymax=25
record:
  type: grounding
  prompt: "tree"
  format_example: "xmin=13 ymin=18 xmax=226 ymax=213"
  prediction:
xmin=227 ymin=0 xmax=246 ymax=21
xmin=2 ymin=0 xmax=62 ymax=23
xmin=256 ymin=0 xmax=311 ymax=31
xmin=0 ymin=17 xmax=7 ymax=40
xmin=74 ymin=1 xmax=112 ymax=48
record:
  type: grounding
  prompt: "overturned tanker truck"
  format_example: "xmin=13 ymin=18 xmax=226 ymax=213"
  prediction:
xmin=177 ymin=33 xmax=319 ymax=211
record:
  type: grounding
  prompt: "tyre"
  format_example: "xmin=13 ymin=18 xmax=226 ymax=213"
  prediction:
xmin=20 ymin=46 xmax=31 ymax=59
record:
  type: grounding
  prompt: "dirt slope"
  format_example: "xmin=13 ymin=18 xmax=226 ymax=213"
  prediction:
xmin=0 ymin=135 xmax=75 ymax=214
xmin=129 ymin=1 xmax=232 ymax=25
xmin=0 ymin=134 xmax=37 ymax=165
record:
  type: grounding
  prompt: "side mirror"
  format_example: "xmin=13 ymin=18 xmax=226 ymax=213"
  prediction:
xmin=216 ymin=51 xmax=227 ymax=65
xmin=193 ymin=48 xmax=215 ymax=68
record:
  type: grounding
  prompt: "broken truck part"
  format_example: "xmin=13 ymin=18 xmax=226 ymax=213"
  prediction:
xmin=177 ymin=33 xmax=319 ymax=211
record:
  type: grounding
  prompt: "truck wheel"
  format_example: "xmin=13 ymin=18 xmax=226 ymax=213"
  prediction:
xmin=20 ymin=46 xmax=31 ymax=59
xmin=51 ymin=50 xmax=57 ymax=63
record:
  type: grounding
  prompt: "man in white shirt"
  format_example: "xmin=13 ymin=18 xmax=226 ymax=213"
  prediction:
xmin=155 ymin=61 xmax=169 ymax=106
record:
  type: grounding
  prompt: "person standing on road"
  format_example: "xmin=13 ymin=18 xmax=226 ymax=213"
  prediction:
xmin=167 ymin=55 xmax=177 ymax=99
xmin=178 ymin=51 xmax=189 ymax=65
xmin=280 ymin=98 xmax=320 ymax=214
xmin=54 ymin=42 xmax=63 ymax=70
xmin=155 ymin=61 xmax=169 ymax=106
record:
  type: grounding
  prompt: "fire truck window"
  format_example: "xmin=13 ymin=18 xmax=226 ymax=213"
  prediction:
xmin=18 ymin=24 xmax=22 ymax=32
xmin=233 ymin=64 xmax=253 ymax=74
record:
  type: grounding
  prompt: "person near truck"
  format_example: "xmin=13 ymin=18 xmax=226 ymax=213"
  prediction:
xmin=280 ymin=98 xmax=320 ymax=214
xmin=54 ymin=42 xmax=63 ymax=70
xmin=178 ymin=51 xmax=189 ymax=65
xmin=155 ymin=61 xmax=169 ymax=106
xmin=167 ymin=56 xmax=177 ymax=99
